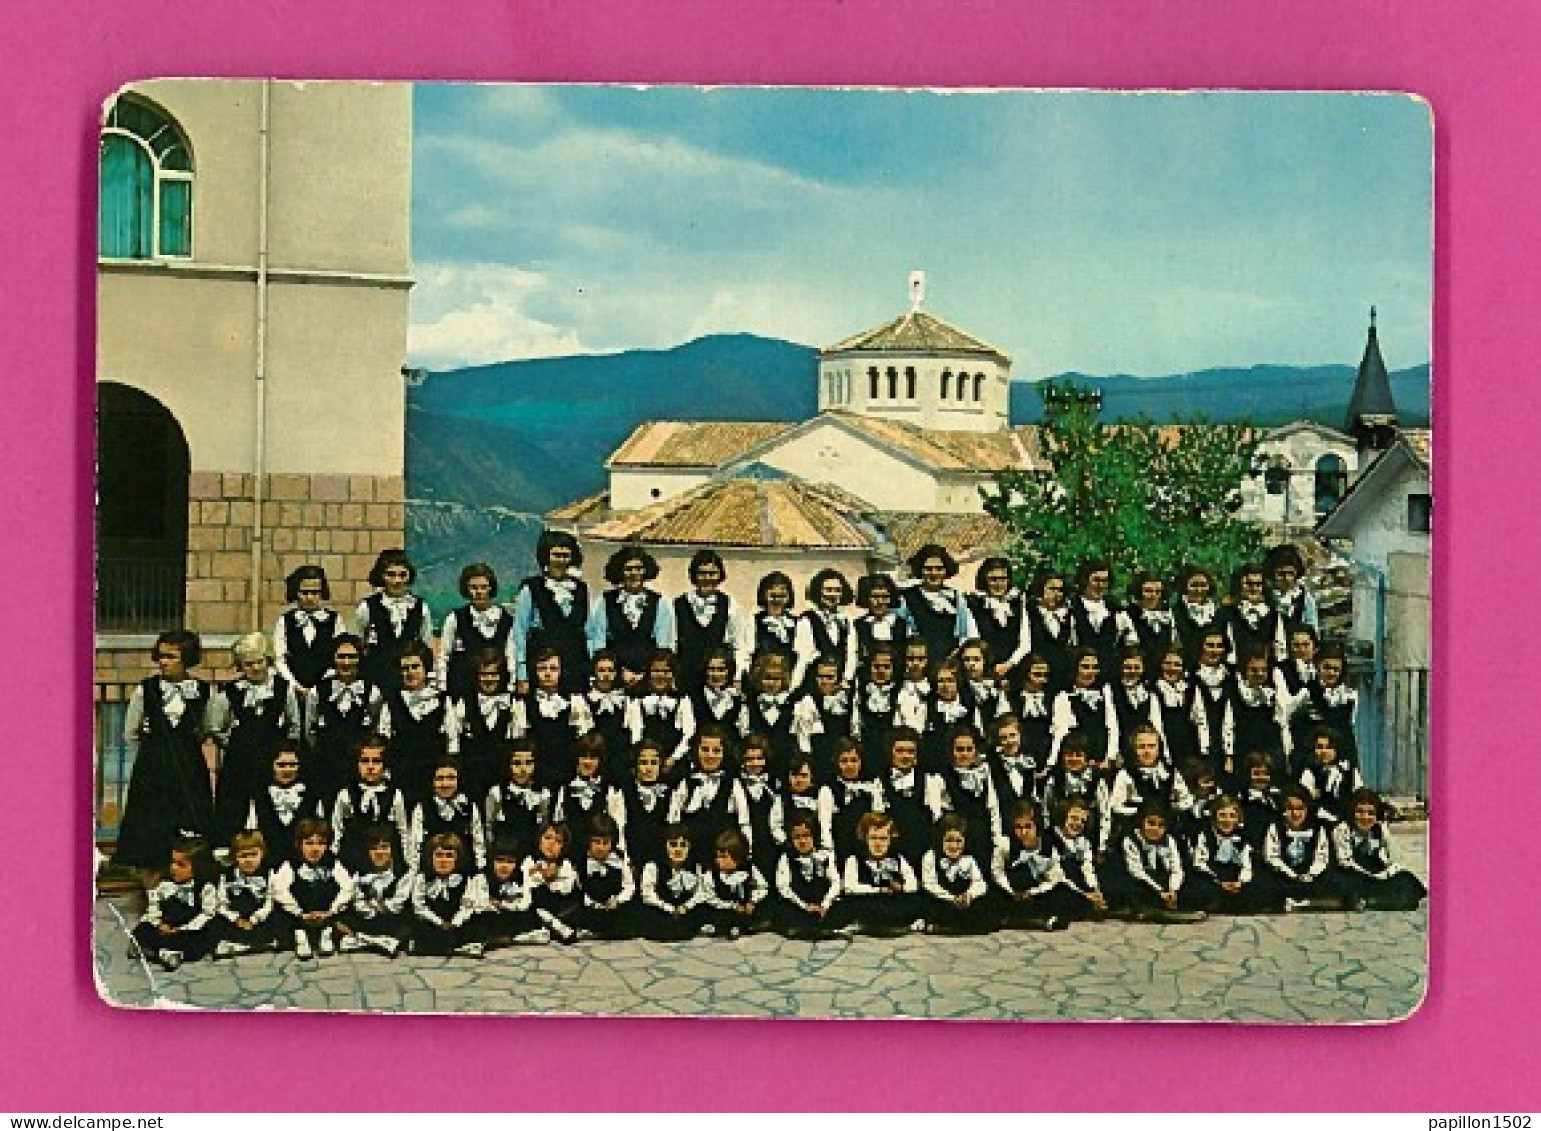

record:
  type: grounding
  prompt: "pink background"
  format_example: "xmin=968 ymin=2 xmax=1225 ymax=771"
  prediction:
xmin=5 ymin=0 xmax=1535 ymax=1111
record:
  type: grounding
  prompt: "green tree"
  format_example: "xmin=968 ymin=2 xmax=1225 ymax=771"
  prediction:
xmin=981 ymin=380 xmax=1267 ymax=588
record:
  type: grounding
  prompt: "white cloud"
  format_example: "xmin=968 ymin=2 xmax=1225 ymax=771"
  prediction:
xmin=407 ymin=262 xmax=588 ymax=369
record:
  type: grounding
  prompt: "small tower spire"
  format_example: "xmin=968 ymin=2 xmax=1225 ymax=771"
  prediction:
xmin=908 ymin=269 xmax=926 ymax=312
xmin=1345 ymin=306 xmax=1399 ymax=456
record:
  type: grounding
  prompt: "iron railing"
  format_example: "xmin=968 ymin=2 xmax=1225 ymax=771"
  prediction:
xmin=96 ymin=555 xmax=185 ymax=633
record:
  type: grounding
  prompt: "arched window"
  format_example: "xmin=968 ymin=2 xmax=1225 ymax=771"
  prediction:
xmin=1264 ymin=462 xmax=1290 ymax=495
xmin=1315 ymin=454 xmax=1349 ymax=515
xmin=973 ymin=373 xmax=986 ymax=401
xmin=887 ymin=367 xmax=898 ymax=400
xmin=869 ymin=367 xmax=880 ymax=400
xmin=100 ymin=97 xmax=194 ymax=259
xmin=905 ymin=367 xmax=916 ymax=400
xmin=97 ymin=384 xmax=190 ymax=631
xmin=941 ymin=370 xmax=951 ymax=400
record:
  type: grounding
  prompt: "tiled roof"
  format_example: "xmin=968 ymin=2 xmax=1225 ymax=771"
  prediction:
xmin=584 ymin=476 xmax=881 ymax=550
xmin=822 ymin=309 xmax=1008 ymax=362
xmin=874 ymin=511 xmax=1009 ymax=566
xmin=826 ymin=412 xmax=1050 ymax=473
xmin=544 ymin=489 xmax=612 ymax=524
xmin=607 ymin=421 xmax=796 ymax=468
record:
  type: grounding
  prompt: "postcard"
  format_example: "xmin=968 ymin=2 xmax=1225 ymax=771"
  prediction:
xmin=93 ymin=80 xmax=1430 ymax=1021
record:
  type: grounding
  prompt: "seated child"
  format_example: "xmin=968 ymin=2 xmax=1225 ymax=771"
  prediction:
xmin=213 ymin=829 xmax=279 ymax=958
xmin=700 ymin=828 xmax=769 ymax=938
xmin=1046 ymin=798 xmax=1108 ymax=919
xmin=634 ymin=824 xmax=710 ymax=941
xmin=1330 ymin=789 xmax=1427 ymax=911
xmin=272 ymin=818 xmax=355 ymax=959
xmin=992 ymin=802 xmax=1081 ymax=930
xmin=337 ymin=823 xmax=412 ymax=957
xmin=522 ymin=821 xmax=581 ymax=945
xmin=919 ymin=813 xmax=991 ymax=935
xmin=1106 ymin=724 xmax=1194 ymax=844
xmin=774 ymin=813 xmax=846 ymax=940
xmin=130 ymin=836 xmax=219 ymax=970
xmin=408 ymin=831 xmax=488 ymax=958
xmin=570 ymin=814 xmax=636 ymax=940
xmin=1260 ymin=786 xmax=1349 ymax=912
xmin=481 ymin=835 xmax=552 ymax=949
xmin=1040 ymin=731 xmax=1111 ymax=859
xmin=1105 ymin=801 xmax=1207 ymax=923
xmin=840 ymin=812 xmax=923 ymax=937
xmin=1186 ymin=794 xmax=1270 ymax=914
xmin=1239 ymin=753 xmax=1283 ymax=850
xmin=1297 ymin=726 xmax=1364 ymax=827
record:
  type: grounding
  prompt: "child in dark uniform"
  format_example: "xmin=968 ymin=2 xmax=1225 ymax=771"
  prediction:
xmin=1011 ymin=654 xmax=1056 ymax=775
xmin=841 ymin=812 xmax=923 ymax=937
xmin=272 ymin=818 xmax=354 ymax=960
xmin=613 ymin=737 xmax=672 ymax=869
xmin=774 ymin=813 xmax=846 ymax=939
xmin=1106 ymin=802 xmax=1207 ymax=923
xmin=700 ymin=828 xmax=769 ymax=938
xmin=751 ymin=570 xmax=799 ymax=675
xmin=899 ymin=544 xmax=966 ymax=669
xmin=211 ymin=631 xmax=301 ymax=845
xmin=992 ymin=802 xmax=1080 ymax=930
xmin=668 ymin=725 xmax=751 ymax=868
xmin=1186 ymin=794 xmax=1270 ymax=915
xmin=408 ymin=832 xmax=487 ymax=958
xmin=246 ymin=743 xmax=324 ymax=868
xmin=853 ymin=643 xmax=902 ymax=770
xmin=591 ymin=547 xmax=673 ymax=688
xmin=737 ymin=736 xmax=786 ymax=874
xmin=1047 ymin=798 xmax=1109 ymax=920
xmin=336 ymin=824 xmax=412 ymax=957
xmin=919 ymin=813 xmax=991 ymax=935
xmin=827 ymin=737 xmax=885 ymax=863
xmin=376 ymin=641 xmax=452 ymax=805
xmin=635 ymin=824 xmax=710 ymax=941
xmin=354 ymin=548 xmax=433 ymax=695
xmin=552 ymin=732 xmax=620 ymax=864
xmin=304 ymin=634 xmax=380 ymax=805
xmin=481 ymin=835 xmax=551 ymax=949
xmin=331 ymin=734 xmax=411 ymax=874
xmin=213 ymin=830 xmax=279 ymax=958
xmin=273 ymin=564 xmax=339 ymax=712
xmin=625 ymin=651 xmax=693 ymax=778
xmin=130 ymin=836 xmax=219 ymax=970
xmin=878 ymin=726 xmax=931 ymax=869
xmin=1260 ymin=787 xmax=1348 ymax=912
xmin=521 ymin=648 xmax=596 ymax=791
xmin=512 ymin=530 xmax=591 ymax=695
xmin=483 ymin=738 xmax=550 ymax=861
xmin=584 ymin=652 xmax=633 ymax=782
xmin=570 ymin=814 xmax=636 ymax=940
xmin=438 ymin=562 xmax=515 ymax=701
xmin=1331 ymin=789 xmax=1427 ymax=911
xmin=450 ymin=649 xmax=517 ymax=803
xmin=408 ymin=758 xmax=485 ymax=875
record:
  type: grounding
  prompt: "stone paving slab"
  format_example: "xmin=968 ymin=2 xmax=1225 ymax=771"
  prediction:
xmin=94 ymin=825 xmax=1429 ymax=1024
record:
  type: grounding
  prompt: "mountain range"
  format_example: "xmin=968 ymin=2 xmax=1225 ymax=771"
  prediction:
xmin=406 ymin=332 xmax=1432 ymax=515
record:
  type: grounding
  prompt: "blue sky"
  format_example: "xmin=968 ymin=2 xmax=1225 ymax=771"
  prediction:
xmin=409 ymin=85 xmax=1432 ymax=380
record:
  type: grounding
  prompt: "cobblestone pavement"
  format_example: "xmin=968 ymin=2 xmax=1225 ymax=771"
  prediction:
xmin=94 ymin=825 xmax=1427 ymax=1024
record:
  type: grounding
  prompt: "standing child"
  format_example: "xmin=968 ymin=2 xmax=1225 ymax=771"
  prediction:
xmin=1297 ymin=726 xmax=1364 ymax=827
xmin=408 ymin=758 xmax=486 ymax=875
xmin=877 ymin=726 xmax=931 ymax=868
xmin=852 ymin=643 xmax=902 ymax=771
xmin=793 ymin=569 xmax=857 ymax=689
xmin=1265 ymin=543 xmax=1320 ymax=652
xmin=273 ymin=565 xmax=340 ymax=711
xmin=1152 ymin=647 xmax=1201 ymax=769
xmin=1330 ymin=790 xmax=1427 ymax=910
xmin=520 ymin=648 xmax=596 ymax=790
xmin=781 ymin=756 xmax=835 ymax=856
xmin=437 ymin=563 xmax=515 ymax=701
xmin=689 ymin=647 xmax=748 ymax=739
xmin=589 ymin=547 xmax=674 ymax=688
xmin=1190 ymin=629 xmax=1236 ymax=779
xmin=1106 ymin=802 xmax=1207 ymax=923
xmin=1186 ymin=795 xmax=1270 ymax=914
xmin=354 ymin=548 xmax=433 ymax=694
xmin=1106 ymin=724 xmax=1194 ymax=845
xmin=1068 ymin=559 xmax=1125 ymax=678
xmin=925 ymin=725 xmax=1002 ymax=865
xmin=1223 ymin=564 xmax=1282 ymax=665
xmin=213 ymin=830 xmax=279 ymax=958
xmin=1049 ymin=648 xmax=1116 ymax=769
xmin=210 ymin=631 xmax=301 ymax=844
xmin=635 ymin=824 xmax=710 ymax=941
xmin=1239 ymin=754 xmax=1284 ymax=851
xmin=512 ymin=530 xmax=591 ymax=695
xmin=612 ymin=737 xmax=672 ymax=870
xmin=750 ymin=570 xmax=799 ymax=674
xmin=304 ymin=634 xmax=381 ymax=806
xmin=827 ymin=737 xmax=886 ymax=863
xmin=569 ymin=813 xmax=636 ymax=940
xmin=449 ymin=650 xmax=518 ymax=802
xmin=919 ymin=813 xmax=991 ymax=935
xmin=331 ymin=734 xmax=411 ymax=874
xmin=957 ymin=639 xmax=1008 ymax=726
xmin=408 ymin=832 xmax=488 ymax=958
xmin=673 ymin=549 xmax=753 ymax=694
xmin=841 ymin=812 xmax=923 ymax=937
xmin=1025 ymin=568 xmax=1076 ymax=694
xmin=245 ymin=743 xmax=324 ymax=868
xmin=480 ymin=835 xmax=551 ymax=949
xmin=1108 ymin=647 xmax=1163 ymax=758
xmin=700 ymin=828 xmax=769 ymax=938
xmin=904 ymin=657 xmax=980 ymax=775
xmin=336 ymin=825 xmax=412 ymax=957
xmin=584 ymin=651 xmax=634 ymax=781
xmin=551 ymin=732 xmax=619 ymax=862
xmin=852 ymin=573 xmax=909 ymax=670
xmin=668 ymin=725 xmax=751 ymax=868
xmin=963 ymin=557 xmax=1031 ymax=688
xmin=1012 ymin=654 xmax=1056 ymax=772
xmin=129 ymin=836 xmax=219 ymax=970
xmin=375 ymin=641 xmax=454 ymax=805
xmin=272 ymin=818 xmax=354 ymax=960
xmin=992 ymin=802 xmax=1081 ymax=931
xmin=774 ymin=813 xmax=846 ymax=939
xmin=794 ymin=656 xmax=854 ymax=783
xmin=898 ymin=544 xmax=967 ymax=669
xmin=736 ymin=736 xmax=786 ymax=873
xmin=114 ymin=630 xmax=216 ymax=874
xmin=1040 ymin=732 xmax=1111 ymax=861
xmin=1226 ymin=647 xmax=1291 ymax=782
xmin=1172 ymin=564 xmax=1221 ymax=667
xmin=1122 ymin=572 xmax=1176 ymax=675
xmin=744 ymin=652 xmax=802 ymax=779
xmin=483 ymin=738 xmax=550 ymax=861
xmin=1296 ymin=645 xmax=1360 ymax=767
xmin=988 ymin=712 xmax=1040 ymax=826
xmin=625 ymin=651 xmax=694 ymax=779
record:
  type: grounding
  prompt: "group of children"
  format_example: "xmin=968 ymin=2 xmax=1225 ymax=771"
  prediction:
xmin=114 ymin=540 xmax=1425 ymax=968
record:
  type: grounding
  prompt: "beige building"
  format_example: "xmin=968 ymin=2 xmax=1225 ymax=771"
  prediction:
xmin=96 ymin=80 xmax=412 ymax=710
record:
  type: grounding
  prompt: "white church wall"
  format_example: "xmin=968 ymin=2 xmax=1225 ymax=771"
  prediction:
xmin=611 ymin=466 xmax=715 ymax=511
xmin=748 ymin=420 xmax=943 ymax=511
